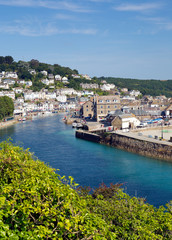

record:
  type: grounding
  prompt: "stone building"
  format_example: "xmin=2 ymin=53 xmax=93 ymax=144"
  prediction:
xmin=95 ymin=95 xmax=121 ymax=121
xmin=82 ymin=100 xmax=94 ymax=118
xmin=111 ymin=114 xmax=140 ymax=130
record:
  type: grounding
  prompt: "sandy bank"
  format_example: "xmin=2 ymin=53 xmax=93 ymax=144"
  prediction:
xmin=0 ymin=119 xmax=18 ymax=129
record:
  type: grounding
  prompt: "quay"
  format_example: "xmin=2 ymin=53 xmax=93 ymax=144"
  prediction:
xmin=76 ymin=127 xmax=172 ymax=162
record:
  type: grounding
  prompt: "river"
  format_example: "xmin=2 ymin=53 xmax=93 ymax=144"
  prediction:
xmin=0 ymin=113 xmax=172 ymax=207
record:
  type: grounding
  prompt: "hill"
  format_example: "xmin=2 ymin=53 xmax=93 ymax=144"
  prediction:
xmin=98 ymin=77 xmax=172 ymax=97
xmin=0 ymin=140 xmax=172 ymax=239
xmin=0 ymin=55 xmax=172 ymax=96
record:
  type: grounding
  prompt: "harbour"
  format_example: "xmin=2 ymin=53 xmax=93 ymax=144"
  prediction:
xmin=0 ymin=114 xmax=172 ymax=207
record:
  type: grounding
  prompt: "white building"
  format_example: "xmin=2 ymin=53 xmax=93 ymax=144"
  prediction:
xmin=41 ymin=70 xmax=48 ymax=76
xmin=13 ymin=88 xmax=23 ymax=94
xmin=45 ymin=92 xmax=56 ymax=100
xmin=56 ymin=95 xmax=67 ymax=103
xmin=122 ymin=95 xmax=136 ymax=101
xmin=129 ymin=90 xmax=141 ymax=97
xmin=2 ymin=79 xmax=15 ymax=85
xmin=5 ymin=72 xmax=18 ymax=79
xmin=17 ymin=79 xmax=26 ymax=85
xmin=100 ymin=84 xmax=115 ymax=91
xmin=0 ymin=83 xmax=9 ymax=89
xmin=60 ymin=88 xmax=77 ymax=96
xmin=0 ymin=91 xmax=15 ymax=100
xmin=62 ymin=77 xmax=69 ymax=83
xmin=41 ymin=79 xmax=50 ymax=85
xmin=55 ymin=75 xmax=62 ymax=81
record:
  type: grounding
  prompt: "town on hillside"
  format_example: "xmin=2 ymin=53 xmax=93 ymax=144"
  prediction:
xmin=0 ymin=56 xmax=172 ymax=137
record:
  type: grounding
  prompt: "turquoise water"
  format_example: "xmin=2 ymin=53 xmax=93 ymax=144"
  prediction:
xmin=0 ymin=114 xmax=172 ymax=207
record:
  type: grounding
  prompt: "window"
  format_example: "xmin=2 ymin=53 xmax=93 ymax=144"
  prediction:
xmin=101 ymin=106 xmax=103 ymax=108
xmin=114 ymin=105 xmax=117 ymax=108
xmin=106 ymin=100 xmax=110 ymax=102
xmin=99 ymin=100 xmax=103 ymax=103
xmin=108 ymin=106 xmax=110 ymax=108
xmin=101 ymin=111 xmax=103 ymax=113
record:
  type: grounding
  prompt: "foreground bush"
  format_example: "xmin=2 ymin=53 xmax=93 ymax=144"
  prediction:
xmin=0 ymin=141 xmax=172 ymax=239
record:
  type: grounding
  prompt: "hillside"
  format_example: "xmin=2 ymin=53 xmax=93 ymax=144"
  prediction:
xmin=98 ymin=77 xmax=172 ymax=97
xmin=0 ymin=55 xmax=172 ymax=96
xmin=0 ymin=140 xmax=172 ymax=239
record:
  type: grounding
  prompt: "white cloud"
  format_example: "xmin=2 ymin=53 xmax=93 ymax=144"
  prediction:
xmin=0 ymin=18 xmax=97 ymax=36
xmin=114 ymin=3 xmax=162 ymax=12
xmin=55 ymin=14 xmax=75 ymax=20
xmin=140 ymin=16 xmax=172 ymax=31
xmin=0 ymin=0 xmax=91 ymax=12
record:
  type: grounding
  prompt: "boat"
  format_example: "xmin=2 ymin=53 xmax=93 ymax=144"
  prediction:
xmin=76 ymin=122 xmax=83 ymax=129
xmin=72 ymin=122 xmax=78 ymax=128
xmin=18 ymin=117 xmax=26 ymax=122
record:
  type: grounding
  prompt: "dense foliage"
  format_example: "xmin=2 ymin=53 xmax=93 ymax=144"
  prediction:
xmin=0 ymin=56 xmax=77 ymax=79
xmin=99 ymin=77 xmax=172 ymax=97
xmin=0 ymin=96 xmax=14 ymax=120
xmin=0 ymin=141 xmax=172 ymax=239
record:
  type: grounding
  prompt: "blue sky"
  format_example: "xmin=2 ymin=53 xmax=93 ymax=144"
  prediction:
xmin=0 ymin=0 xmax=172 ymax=80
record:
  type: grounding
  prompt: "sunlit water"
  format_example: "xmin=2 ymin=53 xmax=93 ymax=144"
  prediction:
xmin=0 ymin=114 xmax=172 ymax=207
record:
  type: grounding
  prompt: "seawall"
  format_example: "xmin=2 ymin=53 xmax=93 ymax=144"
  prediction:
xmin=76 ymin=130 xmax=172 ymax=162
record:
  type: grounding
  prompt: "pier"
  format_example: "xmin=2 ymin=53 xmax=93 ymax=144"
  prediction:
xmin=76 ymin=127 xmax=172 ymax=162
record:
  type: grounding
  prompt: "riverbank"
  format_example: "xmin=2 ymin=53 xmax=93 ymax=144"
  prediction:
xmin=0 ymin=119 xmax=17 ymax=129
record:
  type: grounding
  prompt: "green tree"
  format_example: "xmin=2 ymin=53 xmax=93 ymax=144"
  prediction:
xmin=29 ymin=59 xmax=39 ymax=69
xmin=0 ymin=96 xmax=14 ymax=120
xmin=4 ymin=55 xmax=14 ymax=65
xmin=0 ymin=56 xmax=5 ymax=64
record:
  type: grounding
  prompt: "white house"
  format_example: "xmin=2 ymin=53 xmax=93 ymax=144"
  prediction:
xmin=24 ymin=91 xmax=44 ymax=101
xmin=100 ymin=84 xmax=115 ymax=91
xmin=82 ymin=90 xmax=94 ymax=96
xmin=72 ymin=74 xmax=80 ymax=79
xmin=2 ymin=91 xmax=15 ymax=100
xmin=2 ymin=79 xmax=15 ymax=85
xmin=41 ymin=79 xmax=50 ymax=85
xmin=13 ymin=88 xmax=23 ymax=94
xmin=60 ymin=88 xmax=77 ymax=96
xmin=41 ymin=70 xmax=48 ymax=76
xmin=122 ymin=95 xmax=136 ymax=101
xmin=5 ymin=72 xmax=18 ymax=79
xmin=55 ymin=75 xmax=62 ymax=81
xmin=129 ymin=90 xmax=141 ymax=97
xmin=56 ymin=95 xmax=67 ymax=103
xmin=49 ymin=79 xmax=54 ymax=85
xmin=17 ymin=79 xmax=26 ymax=85
xmin=0 ymin=83 xmax=9 ymax=89
xmin=29 ymin=69 xmax=36 ymax=75
xmin=62 ymin=77 xmax=69 ymax=83
xmin=45 ymin=92 xmax=56 ymax=100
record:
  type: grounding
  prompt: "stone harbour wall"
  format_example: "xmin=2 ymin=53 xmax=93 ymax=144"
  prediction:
xmin=100 ymin=133 xmax=172 ymax=161
xmin=76 ymin=130 xmax=172 ymax=161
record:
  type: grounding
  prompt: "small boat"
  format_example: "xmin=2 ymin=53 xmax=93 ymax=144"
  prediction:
xmin=18 ymin=117 xmax=26 ymax=122
xmin=76 ymin=122 xmax=83 ymax=129
xmin=72 ymin=122 xmax=78 ymax=128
